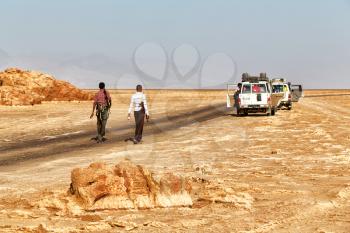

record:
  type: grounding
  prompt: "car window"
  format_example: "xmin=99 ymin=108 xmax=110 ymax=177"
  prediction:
xmin=273 ymin=85 xmax=283 ymax=93
xmin=242 ymin=84 xmax=251 ymax=93
xmin=252 ymin=84 xmax=267 ymax=93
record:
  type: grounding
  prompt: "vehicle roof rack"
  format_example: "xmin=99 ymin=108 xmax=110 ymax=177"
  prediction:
xmin=242 ymin=73 xmax=269 ymax=82
xmin=271 ymin=78 xmax=286 ymax=83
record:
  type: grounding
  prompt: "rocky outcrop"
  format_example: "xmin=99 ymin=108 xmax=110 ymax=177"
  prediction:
xmin=69 ymin=161 xmax=192 ymax=210
xmin=0 ymin=68 xmax=93 ymax=105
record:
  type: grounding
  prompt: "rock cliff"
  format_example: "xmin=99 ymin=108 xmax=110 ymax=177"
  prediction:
xmin=0 ymin=68 xmax=93 ymax=105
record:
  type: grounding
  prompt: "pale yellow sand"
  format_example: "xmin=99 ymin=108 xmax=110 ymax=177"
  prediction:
xmin=0 ymin=90 xmax=349 ymax=232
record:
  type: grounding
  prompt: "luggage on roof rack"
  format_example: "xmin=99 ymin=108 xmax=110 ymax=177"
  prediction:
xmin=271 ymin=78 xmax=286 ymax=83
xmin=242 ymin=73 xmax=269 ymax=82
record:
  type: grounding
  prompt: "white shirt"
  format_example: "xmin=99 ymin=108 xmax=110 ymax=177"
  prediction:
xmin=128 ymin=92 xmax=149 ymax=115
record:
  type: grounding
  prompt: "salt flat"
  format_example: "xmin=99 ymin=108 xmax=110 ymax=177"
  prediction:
xmin=0 ymin=90 xmax=349 ymax=232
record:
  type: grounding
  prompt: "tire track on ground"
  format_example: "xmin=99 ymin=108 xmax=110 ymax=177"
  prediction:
xmin=304 ymin=93 xmax=350 ymax=98
xmin=0 ymin=103 xmax=226 ymax=167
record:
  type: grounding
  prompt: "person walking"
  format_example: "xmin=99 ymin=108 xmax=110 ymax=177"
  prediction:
xmin=234 ymin=83 xmax=242 ymax=116
xmin=127 ymin=85 xmax=149 ymax=144
xmin=90 ymin=82 xmax=112 ymax=143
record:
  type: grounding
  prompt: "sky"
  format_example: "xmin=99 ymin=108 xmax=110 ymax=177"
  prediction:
xmin=0 ymin=0 xmax=349 ymax=89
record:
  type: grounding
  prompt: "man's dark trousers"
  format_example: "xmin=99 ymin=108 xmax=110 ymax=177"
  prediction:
xmin=97 ymin=109 xmax=109 ymax=141
xmin=134 ymin=110 xmax=145 ymax=142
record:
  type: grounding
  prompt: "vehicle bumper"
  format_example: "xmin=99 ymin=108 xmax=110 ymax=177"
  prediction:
xmin=241 ymin=104 xmax=269 ymax=108
xmin=279 ymin=101 xmax=292 ymax=107
xmin=240 ymin=105 xmax=269 ymax=113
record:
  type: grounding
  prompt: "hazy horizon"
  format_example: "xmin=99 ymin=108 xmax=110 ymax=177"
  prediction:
xmin=0 ymin=0 xmax=349 ymax=89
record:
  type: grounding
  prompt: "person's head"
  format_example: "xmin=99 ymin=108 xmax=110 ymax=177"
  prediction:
xmin=136 ymin=84 xmax=142 ymax=92
xmin=238 ymin=83 xmax=242 ymax=89
xmin=99 ymin=82 xmax=105 ymax=90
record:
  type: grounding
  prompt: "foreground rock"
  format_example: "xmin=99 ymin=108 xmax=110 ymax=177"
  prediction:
xmin=0 ymin=68 xmax=93 ymax=105
xmin=70 ymin=161 xmax=192 ymax=210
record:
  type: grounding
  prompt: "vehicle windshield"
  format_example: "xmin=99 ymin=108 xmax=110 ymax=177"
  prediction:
xmin=242 ymin=83 xmax=267 ymax=93
xmin=273 ymin=84 xmax=284 ymax=93
xmin=252 ymin=84 xmax=267 ymax=93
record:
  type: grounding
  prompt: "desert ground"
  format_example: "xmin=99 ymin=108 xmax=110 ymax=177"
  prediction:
xmin=0 ymin=89 xmax=350 ymax=232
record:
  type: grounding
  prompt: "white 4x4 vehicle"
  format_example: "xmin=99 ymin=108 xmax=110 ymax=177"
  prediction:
xmin=271 ymin=79 xmax=292 ymax=110
xmin=239 ymin=81 xmax=275 ymax=116
xmin=227 ymin=73 xmax=282 ymax=116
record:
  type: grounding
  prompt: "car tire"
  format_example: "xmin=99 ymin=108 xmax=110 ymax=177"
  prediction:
xmin=271 ymin=107 xmax=276 ymax=116
xmin=267 ymin=108 xmax=271 ymax=116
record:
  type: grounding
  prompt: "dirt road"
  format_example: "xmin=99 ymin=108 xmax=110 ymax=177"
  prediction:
xmin=0 ymin=102 xmax=225 ymax=167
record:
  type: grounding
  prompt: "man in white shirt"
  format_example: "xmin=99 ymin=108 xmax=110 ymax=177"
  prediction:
xmin=128 ymin=85 xmax=150 ymax=144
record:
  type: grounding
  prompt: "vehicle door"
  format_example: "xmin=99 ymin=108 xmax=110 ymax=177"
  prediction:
xmin=226 ymin=84 xmax=238 ymax=108
xmin=291 ymin=85 xmax=303 ymax=102
xmin=251 ymin=83 xmax=268 ymax=106
xmin=240 ymin=83 xmax=252 ymax=106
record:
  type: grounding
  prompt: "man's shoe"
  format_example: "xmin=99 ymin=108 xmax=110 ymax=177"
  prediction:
xmin=124 ymin=137 xmax=133 ymax=142
xmin=96 ymin=136 xmax=103 ymax=143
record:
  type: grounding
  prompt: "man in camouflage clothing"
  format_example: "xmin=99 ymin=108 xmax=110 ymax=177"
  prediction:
xmin=90 ymin=82 xmax=112 ymax=143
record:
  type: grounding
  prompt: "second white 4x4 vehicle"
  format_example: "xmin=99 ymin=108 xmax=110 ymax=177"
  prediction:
xmin=233 ymin=73 xmax=282 ymax=116
xmin=271 ymin=79 xmax=292 ymax=110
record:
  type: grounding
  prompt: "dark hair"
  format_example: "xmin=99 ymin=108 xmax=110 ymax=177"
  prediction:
xmin=99 ymin=82 xmax=105 ymax=89
xmin=238 ymin=83 xmax=242 ymax=87
xmin=136 ymin=84 xmax=142 ymax=92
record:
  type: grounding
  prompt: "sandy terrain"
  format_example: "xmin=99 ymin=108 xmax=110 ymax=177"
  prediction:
xmin=0 ymin=89 xmax=350 ymax=232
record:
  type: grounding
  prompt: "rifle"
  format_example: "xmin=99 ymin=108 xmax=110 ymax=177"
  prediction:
xmin=103 ymin=89 xmax=111 ymax=115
